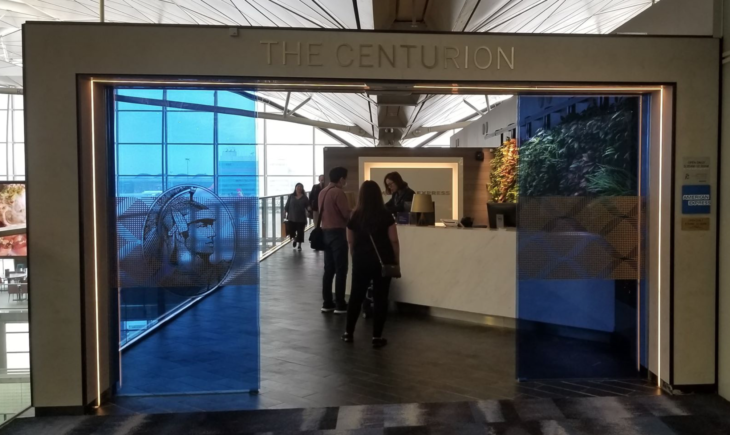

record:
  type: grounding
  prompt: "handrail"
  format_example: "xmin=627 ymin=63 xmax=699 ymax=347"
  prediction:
xmin=258 ymin=191 xmax=312 ymax=200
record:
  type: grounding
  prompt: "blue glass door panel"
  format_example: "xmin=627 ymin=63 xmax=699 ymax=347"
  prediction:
xmin=516 ymin=96 xmax=648 ymax=380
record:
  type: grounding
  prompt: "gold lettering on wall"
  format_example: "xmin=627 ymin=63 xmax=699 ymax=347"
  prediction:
xmin=260 ymin=41 xmax=516 ymax=71
xmin=498 ymin=47 xmax=514 ymax=70
xmin=260 ymin=40 xmax=279 ymax=65
xmin=378 ymin=44 xmax=395 ymax=67
xmin=283 ymin=41 xmax=301 ymax=66
xmin=444 ymin=46 xmax=460 ymax=69
xmin=337 ymin=44 xmax=354 ymax=67
xmin=400 ymin=45 xmax=416 ymax=68
xmin=307 ymin=43 xmax=323 ymax=66
xmin=359 ymin=44 xmax=374 ymax=67
xmin=421 ymin=45 xmax=438 ymax=69
xmin=474 ymin=46 xmax=492 ymax=70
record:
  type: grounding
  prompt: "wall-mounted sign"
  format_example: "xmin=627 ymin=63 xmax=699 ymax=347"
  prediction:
xmin=260 ymin=41 xmax=515 ymax=70
xmin=682 ymin=217 xmax=710 ymax=231
xmin=682 ymin=185 xmax=711 ymax=215
xmin=683 ymin=156 xmax=710 ymax=184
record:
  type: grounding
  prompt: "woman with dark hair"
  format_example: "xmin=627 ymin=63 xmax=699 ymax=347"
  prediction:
xmin=285 ymin=183 xmax=310 ymax=251
xmin=342 ymin=180 xmax=400 ymax=348
xmin=383 ymin=172 xmax=415 ymax=214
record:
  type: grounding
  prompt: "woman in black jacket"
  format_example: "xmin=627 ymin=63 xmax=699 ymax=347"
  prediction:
xmin=342 ymin=180 xmax=400 ymax=348
xmin=285 ymin=183 xmax=310 ymax=251
xmin=384 ymin=172 xmax=415 ymax=214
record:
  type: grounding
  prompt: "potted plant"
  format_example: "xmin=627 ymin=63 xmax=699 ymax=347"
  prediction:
xmin=487 ymin=138 xmax=519 ymax=228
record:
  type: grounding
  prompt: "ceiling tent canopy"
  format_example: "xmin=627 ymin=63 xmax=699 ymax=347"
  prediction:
xmin=3 ymin=0 xmax=659 ymax=145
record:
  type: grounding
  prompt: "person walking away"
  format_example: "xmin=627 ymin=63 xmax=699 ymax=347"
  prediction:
xmin=342 ymin=180 xmax=400 ymax=348
xmin=310 ymin=175 xmax=325 ymax=228
xmin=319 ymin=167 xmax=351 ymax=314
xmin=285 ymin=183 xmax=310 ymax=251
xmin=384 ymin=172 xmax=415 ymax=215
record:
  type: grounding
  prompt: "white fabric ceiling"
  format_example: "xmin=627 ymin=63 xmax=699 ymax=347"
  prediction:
xmin=0 ymin=0 xmax=658 ymax=146
xmin=0 ymin=0 xmax=659 ymax=88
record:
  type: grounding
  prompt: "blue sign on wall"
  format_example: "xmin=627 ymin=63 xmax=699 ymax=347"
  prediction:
xmin=682 ymin=185 xmax=711 ymax=214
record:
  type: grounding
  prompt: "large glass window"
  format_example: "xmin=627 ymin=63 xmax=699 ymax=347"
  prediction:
xmin=114 ymin=90 xmax=344 ymax=198
xmin=0 ymin=94 xmax=29 ymax=421
xmin=0 ymin=95 xmax=25 ymax=180
xmin=112 ymin=89 xmax=346 ymax=352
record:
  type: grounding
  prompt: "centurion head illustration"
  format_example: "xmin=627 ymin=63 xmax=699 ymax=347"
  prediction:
xmin=142 ymin=185 xmax=235 ymax=297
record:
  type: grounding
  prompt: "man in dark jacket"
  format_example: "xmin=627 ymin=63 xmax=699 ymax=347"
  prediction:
xmin=310 ymin=174 xmax=325 ymax=227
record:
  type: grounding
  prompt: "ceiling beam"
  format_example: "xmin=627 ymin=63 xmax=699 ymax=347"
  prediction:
xmin=235 ymin=91 xmax=357 ymax=147
xmin=115 ymin=94 xmax=373 ymax=139
xmin=287 ymin=96 xmax=311 ymax=116
xmin=453 ymin=0 xmax=481 ymax=31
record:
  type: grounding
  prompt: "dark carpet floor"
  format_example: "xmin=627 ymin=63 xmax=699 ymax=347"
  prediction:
xmin=3 ymin=394 xmax=730 ymax=434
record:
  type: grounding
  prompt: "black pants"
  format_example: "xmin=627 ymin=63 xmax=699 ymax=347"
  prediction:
xmin=289 ymin=221 xmax=306 ymax=244
xmin=323 ymin=229 xmax=348 ymax=307
xmin=346 ymin=264 xmax=391 ymax=338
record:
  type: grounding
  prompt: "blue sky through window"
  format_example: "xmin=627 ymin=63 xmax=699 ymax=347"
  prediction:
xmin=114 ymin=89 xmax=343 ymax=197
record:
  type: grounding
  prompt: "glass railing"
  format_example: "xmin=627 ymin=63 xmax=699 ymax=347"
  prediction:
xmin=259 ymin=192 xmax=313 ymax=257
xmin=119 ymin=192 xmax=311 ymax=348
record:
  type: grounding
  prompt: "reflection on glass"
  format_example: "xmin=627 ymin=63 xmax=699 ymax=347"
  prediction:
xmin=167 ymin=145 xmax=214 ymax=175
xmin=219 ymin=145 xmax=257 ymax=176
xmin=117 ymin=144 xmax=162 ymax=175
xmin=219 ymin=115 xmax=256 ymax=143
xmin=167 ymin=112 xmax=214 ymax=143
xmin=117 ymin=176 xmax=163 ymax=197
xmin=516 ymin=95 xmax=645 ymax=381
xmin=118 ymin=112 xmax=163 ymax=143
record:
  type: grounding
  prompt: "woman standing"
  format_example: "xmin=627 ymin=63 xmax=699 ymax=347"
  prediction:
xmin=384 ymin=172 xmax=415 ymax=214
xmin=342 ymin=180 xmax=400 ymax=348
xmin=285 ymin=183 xmax=310 ymax=251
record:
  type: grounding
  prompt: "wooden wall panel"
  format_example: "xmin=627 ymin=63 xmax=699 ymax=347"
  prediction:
xmin=324 ymin=148 xmax=493 ymax=226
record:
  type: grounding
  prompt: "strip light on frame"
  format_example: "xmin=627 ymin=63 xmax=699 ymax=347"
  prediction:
xmin=657 ymin=87 xmax=664 ymax=388
xmin=87 ymin=79 xmax=668 ymax=401
xmin=90 ymin=81 xmax=102 ymax=407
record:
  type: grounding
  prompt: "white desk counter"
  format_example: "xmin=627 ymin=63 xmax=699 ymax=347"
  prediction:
xmin=388 ymin=225 xmax=516 ymax=322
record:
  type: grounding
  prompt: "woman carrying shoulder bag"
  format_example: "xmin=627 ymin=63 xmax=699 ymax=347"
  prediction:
xmin=285 ymin=183 xmax=310 ymax=251
xmin=342 ymin=180 xmax=400 ymax=349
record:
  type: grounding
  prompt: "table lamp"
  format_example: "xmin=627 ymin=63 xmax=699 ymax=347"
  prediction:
xmin=411 ymin=194 xmax=434 ymax=226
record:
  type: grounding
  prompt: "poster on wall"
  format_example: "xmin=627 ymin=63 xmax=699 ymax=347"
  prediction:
xmin=0 ymin=183 xmax=26 ymax=257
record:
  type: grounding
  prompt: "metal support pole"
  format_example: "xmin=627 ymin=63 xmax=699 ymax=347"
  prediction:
xmin=272 ymin=197 xmax=278 ymax=241
xmin=259 ymin=198 xmax=269 ymax=247
xmin=100 ymin=0 xmax=104 ymax=22
xmin=287 ymin=96 xmax=312 ymax=117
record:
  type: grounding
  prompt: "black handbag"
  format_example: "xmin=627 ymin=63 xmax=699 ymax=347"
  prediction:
xmin=309 ymin=190 xmax=329 ymax=250
xmin=369 ymin=234 xmax=401 ymax=278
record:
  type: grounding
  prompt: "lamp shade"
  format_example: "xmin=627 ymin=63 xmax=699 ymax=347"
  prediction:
xmin=410 ymin=194 xmax=434 ymax=213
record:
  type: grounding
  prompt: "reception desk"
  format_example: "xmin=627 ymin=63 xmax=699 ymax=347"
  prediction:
xmin=344 ymin=225 xmax=628 ymax=333
xmin=380 ymin=225 xmax=517 ymax=326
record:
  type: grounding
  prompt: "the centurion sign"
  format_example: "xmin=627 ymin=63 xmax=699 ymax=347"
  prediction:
xmin=260 ymin=41 xmax=515 ymax=70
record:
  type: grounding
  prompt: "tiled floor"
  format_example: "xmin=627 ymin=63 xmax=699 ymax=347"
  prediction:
xmin=0 ymin=294 xmax=27 ymax=310
xmin=3 ymin=395 xmax=730 ymax=434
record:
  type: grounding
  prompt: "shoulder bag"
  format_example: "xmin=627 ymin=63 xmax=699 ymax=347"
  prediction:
xmin=309 ymin=189 xmax=329 ymax=250
xmin=369 ymin=234 xmax=401 ymax=278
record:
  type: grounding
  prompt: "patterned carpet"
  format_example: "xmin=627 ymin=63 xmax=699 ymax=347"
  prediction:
xmin=2 ymin=394 xmax=730 ymax=434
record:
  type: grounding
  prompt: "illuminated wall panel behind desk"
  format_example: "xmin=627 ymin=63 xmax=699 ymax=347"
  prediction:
xmin=324 ymin=148 xmax=491 ymax=225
